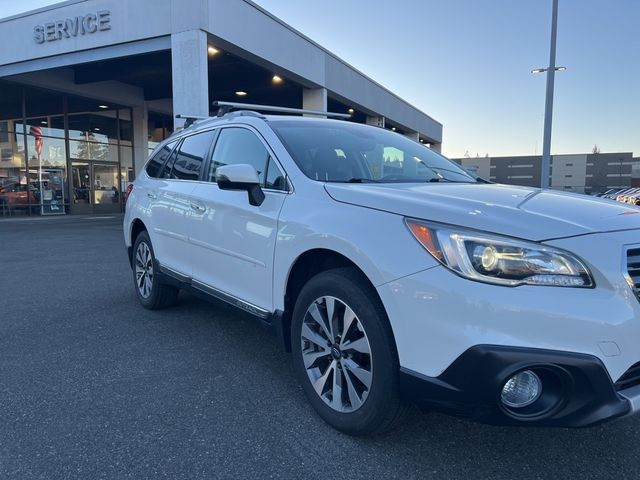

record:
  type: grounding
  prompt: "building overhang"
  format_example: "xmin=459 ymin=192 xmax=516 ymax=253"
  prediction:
xmin=0 ymin=0 xmax=442 ymax=144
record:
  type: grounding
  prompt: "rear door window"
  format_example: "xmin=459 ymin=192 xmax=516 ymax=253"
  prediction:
xmin=145 ymin=140 xmax=177 ymax=178
xmin=170 ymin=130 xmax=217 ymax=181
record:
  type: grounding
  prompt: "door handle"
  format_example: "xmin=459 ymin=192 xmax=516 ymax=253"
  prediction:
xmin=147 ymin=192 xmax=157 ymax=200
xmin=190 ymin=202 xmax=206 ymax=213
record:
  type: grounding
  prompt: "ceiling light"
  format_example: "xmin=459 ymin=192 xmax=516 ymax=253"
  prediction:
xmin=348 ymin=108 xmax=354 ymax=114
xmin=235 ymin=91 xmax=247 ymax=97
xmin=40 ymin=121 xmax=47 ymax=125
xmin=207 ymin=46 xmax=220 ymax=56
xmin=94 ymin=127 xmax=101 ymax=131
xmin=272 ymin=75 xmax=283 ymax=84
xmin=420 ymin=138 xmax=424 ymax=143
xmin=391 ymin=127 xmax=396 ymax=131
xmin=98 ymin=105 xmax=109 ymax=109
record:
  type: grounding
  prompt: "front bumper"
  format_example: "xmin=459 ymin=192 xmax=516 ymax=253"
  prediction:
xmin=378 ymin=228 xmax=640 ymax=384
xmin=400 ymin=345 xmax=639 ymax=427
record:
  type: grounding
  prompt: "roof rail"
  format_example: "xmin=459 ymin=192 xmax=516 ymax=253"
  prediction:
xmin=212 ymin=101 xmax=352 ymax=119
xmin=175 ymin=114 xmax=209 ymax=128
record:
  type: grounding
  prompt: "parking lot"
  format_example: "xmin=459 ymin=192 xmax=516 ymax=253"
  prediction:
xmin=1 ymin=215 xmax=640 ymax=479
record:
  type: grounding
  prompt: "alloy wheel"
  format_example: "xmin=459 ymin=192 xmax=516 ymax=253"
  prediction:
xmin=135 ymin=241 xmax=154 ymax=298
xmin=300 ymin=296 xmax=373 ymax=413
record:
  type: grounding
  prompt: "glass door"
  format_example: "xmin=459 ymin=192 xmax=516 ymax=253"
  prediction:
xmin=71 ymin=161 xmax=92 ymax=214
xmin=70 ymin=161 xmax=121 ymax=214
xmin=92 ymin=163 xmax=121 ymax=212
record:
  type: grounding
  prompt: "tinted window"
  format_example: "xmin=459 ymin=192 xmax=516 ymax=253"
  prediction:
xmin=145 ymin=140 xmax=176 ymax=178
xmin=208 ymin=128 xmax=269 ymax=183
xmin=160 ymin=142 xmax=179 ymax=179
xmin=171 ymin=130 xmax=216 ymax=181
xmin=265 ymin=157 xmax=287 ymax=191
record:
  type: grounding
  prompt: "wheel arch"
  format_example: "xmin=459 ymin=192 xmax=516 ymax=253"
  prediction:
xmin=278 ymin=248 xmax=396 ymax=353
xmin=127 ymin=218 xmax=148 ymax=267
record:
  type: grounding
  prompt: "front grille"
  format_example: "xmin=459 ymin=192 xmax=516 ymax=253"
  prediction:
xmin=626 ymin=248 xmax=640 ymax=299
xmin=615 ymin=362 xmax=640 ymax=391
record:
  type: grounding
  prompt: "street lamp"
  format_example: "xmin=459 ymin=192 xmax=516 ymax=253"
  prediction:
xmin=532 ymin=0 xmax=565 ymax=189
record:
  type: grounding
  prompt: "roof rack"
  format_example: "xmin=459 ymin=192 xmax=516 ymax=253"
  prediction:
xmin=212 ymin=101 xmax=352 ymax=119
xmin=175 ymin=114 xmax=209 ymax=128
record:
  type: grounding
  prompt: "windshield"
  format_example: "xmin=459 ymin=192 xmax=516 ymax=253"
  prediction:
xmin=271 ymin=119 xmax=476 ymax=183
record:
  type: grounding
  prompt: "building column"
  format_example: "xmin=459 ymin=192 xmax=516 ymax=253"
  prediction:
xmin=302 ymin=87 xmax=327 ymax=116
xmin=404 ymin=131 xmax=420 ymax=142
xmin=366 ymin=116 xmax=385 ymax=128
xmin=171 ymin=29 xmax=209 ymax=130
xmin=132 ymin=104 xmax=148 ymax=175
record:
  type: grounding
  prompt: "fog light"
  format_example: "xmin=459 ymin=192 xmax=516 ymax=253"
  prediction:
xmin=501 ymin=370 xmax=542 ymax=408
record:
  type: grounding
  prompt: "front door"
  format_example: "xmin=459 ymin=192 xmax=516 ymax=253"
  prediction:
xmin=71 ymin=161 xmax=121 ymax=214
xmin=189 ymin=126 xmax=288 ymax=312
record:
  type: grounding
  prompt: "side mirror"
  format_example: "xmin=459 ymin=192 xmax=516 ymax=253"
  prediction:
xmin=215 ymin=164 xmax=265 ymax=207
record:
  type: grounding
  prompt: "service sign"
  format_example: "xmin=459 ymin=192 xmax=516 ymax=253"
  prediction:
xmin=33 ymin=11 xmax=111 ymax=44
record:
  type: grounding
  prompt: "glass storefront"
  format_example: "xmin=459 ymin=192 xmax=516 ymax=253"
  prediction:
xmin=0 ymin=81 xmax=138 ymax=216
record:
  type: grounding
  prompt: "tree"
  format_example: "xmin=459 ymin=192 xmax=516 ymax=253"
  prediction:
xmin=592 ymin=144 xmax=601 ymax=154
xmin=74 ymin=131 xmax=109 ymax=161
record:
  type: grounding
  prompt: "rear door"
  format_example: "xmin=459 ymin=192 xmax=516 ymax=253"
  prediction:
xmin=189 ymin=126 xmax=289 ymax=312
xmin=148 ymin=130 xmax=216 ymax=276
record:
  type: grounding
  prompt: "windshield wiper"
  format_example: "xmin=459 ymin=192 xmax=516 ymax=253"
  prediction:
xmin=413 ymin=157 xmax=477 ymax=183
xmin=343 ymin=178 xmax=381 ymax=183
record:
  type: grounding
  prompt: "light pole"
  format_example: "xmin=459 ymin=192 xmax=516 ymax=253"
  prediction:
xmin=531 ymin=0 xmax=566 ymax=189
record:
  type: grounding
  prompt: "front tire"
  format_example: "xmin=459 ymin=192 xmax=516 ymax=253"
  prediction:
xmin=291 ymin=267 xmax=404 ymax=435
xmin=132 ymin=231 xmax=179 ymax=309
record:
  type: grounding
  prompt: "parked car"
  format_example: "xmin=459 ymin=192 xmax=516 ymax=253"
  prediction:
xmin=626 ymin=191 xmax=640 ymax=206
xmin=620 ymin=189 xmax=640 ymax=204
xmin=596 ymin=188 xmax=620 ymax=198
xmin=601 ymin=188 xmax=621 ymax=199
xmin=124 ymin=105 xmax=640 ymax=434
xmin=0 ymin=183 xmax=39 ymax=210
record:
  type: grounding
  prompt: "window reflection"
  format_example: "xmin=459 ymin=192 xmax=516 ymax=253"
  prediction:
xmin=0 ymin=81 xmax=137 ymax=215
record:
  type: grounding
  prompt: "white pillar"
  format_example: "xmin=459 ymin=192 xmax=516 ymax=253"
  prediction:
xmin=404 ymin=131 xmax=420 ymax=142
xmin=302 ymin=87 xmax=327 ymax=116
xmin=366 ymin=116 xmax=385 ymax=128
xmin=132 ymin=104 xmax=148 ymax=176
xmin=171 ymin=29 xmax=209 ymax=130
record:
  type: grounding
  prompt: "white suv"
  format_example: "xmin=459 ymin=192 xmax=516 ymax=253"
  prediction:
xmin=124 ymin=106 xmax=640 ymax=434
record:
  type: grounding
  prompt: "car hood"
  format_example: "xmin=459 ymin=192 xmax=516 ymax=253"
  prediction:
xmin=324 ymin=183 xmax=640 ymax=241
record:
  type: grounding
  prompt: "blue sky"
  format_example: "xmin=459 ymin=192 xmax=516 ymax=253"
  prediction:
xmin=3 ymin=0 xmax=639 ymax=158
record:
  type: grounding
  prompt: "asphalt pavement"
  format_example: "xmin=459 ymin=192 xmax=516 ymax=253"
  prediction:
xmin=1 ymin=215 xmax=640 ymax=479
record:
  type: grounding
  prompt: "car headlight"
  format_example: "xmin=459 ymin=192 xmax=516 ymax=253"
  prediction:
xmin=405 ymin=219 xmax=594 ymax=288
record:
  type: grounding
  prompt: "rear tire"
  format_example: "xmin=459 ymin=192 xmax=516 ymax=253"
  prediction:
xmin=132 ymin=231 xmax=179 ymax=309
xmin=291 ymin=267 xmax=404 ymax=435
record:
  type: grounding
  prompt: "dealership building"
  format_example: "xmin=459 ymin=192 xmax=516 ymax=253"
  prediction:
xmin=0 ymin=0 xmax=442 ymax=216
